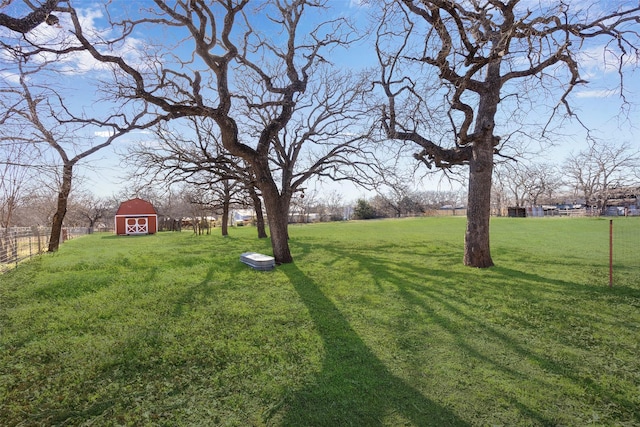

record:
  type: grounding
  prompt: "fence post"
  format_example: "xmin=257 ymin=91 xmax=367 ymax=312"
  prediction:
xmin=12 ymin=230 xmax=18 ymax=267
xmin=30 ymin=226 xmax=38 ymax=259
xmin=609 ymin=219 xmax=613 ymax=288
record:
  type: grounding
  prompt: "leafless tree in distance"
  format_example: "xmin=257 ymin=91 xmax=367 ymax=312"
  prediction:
xmin=565 ymin=140 xmax=640 ymax=214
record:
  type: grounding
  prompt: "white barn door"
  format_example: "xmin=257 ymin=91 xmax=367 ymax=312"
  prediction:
xmin=126 ymin=217 xmax=148 ymax=235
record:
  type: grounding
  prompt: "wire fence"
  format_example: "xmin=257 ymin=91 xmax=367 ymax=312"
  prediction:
xmin=0 ymin=227 xmax=108 ymax=274
xmin=611 ymin=217 xmax=640 ymax=287
xmin=2 ymin=219 xmax=636 ymax=283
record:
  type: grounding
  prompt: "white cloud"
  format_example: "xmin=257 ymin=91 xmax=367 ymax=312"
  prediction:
xmin=96 ymin=129 xmax=153 ymax=139
xmin=574 ymin=89 xmax=618 ymax=99
xmin=94 ymin=130 xmax=114 ymax=138
xmin=0 ymin=70 xmax=20 ymax=84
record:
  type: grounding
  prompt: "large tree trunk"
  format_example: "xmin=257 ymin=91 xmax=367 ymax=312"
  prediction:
xmin=249 ymin=186 xmax=268 ymax=239
xmin=48 ymin=164 xmax=73 ymax=252
xmin=464 ymin=138 xmax=494 ymax=268
xmin=248 ymin=155 xmax=293 ymax=263
xmin=267 ymin=207 xmax=292 ymax=264
xmin=259 ymin=185 xmax=292 ymax=264
xmin=463 ymin=64 xmax=499 ymax=268
xmin=221 ymin=197 xmax=230 ymax=237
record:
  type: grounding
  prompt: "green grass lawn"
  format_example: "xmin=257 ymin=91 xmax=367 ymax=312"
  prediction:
xmin=1 ymin=217 xmax=639 ymax=426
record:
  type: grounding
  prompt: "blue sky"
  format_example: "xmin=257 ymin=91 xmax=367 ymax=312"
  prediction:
xmin=1 ymin=0 xmax=638 ymax=201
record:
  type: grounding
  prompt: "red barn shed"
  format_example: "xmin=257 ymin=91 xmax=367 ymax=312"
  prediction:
xmin=115 ymin=198 xmax=158 ymax=235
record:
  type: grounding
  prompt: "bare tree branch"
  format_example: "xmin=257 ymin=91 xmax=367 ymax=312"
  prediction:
xmin=0 ymin=0 xmax=60 ymax=33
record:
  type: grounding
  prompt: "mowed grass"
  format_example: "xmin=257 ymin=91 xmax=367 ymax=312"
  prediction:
xmin=1 ymin=217 xmax=639 ymax=426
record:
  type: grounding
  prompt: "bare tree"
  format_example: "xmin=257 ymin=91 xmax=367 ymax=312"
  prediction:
xmin=66 ymin=191 xmax=109 ymax=230
xmin=63 ymin=0 xmax=371 ymax=263
xmin=0 ymin=59 xmax=139 ymax=251
xmin=319 ymin=190 xmax=345 ymax=222
xmin=412 ymin=189 xmax=460 ymax=210
xmin=525 ymin=163 xmax=563 ymax=206
xmin=565 ymin=140 xmax=639 ymax=214
xmin=182 ymin=187 xmax=213 ymax=235
xmin=127 ymin=117 xmax=268 ymax=238
xmin=494 ymin=163 xmax=526 ymax=209
xmin=6 ymin=184 xmax=57 ymax=226
xmin=0 ymin=141 xmax=36 ymax=228
xmin=376 ymin=0 xmax=640 ymax=267
xmin=289 ymin=188 xmax=319 ymax=223
xmin=187 ymin=179 xmax=251 ymax=237
xmin=493 ymin=161 xmax=563 ymax=218
xmin=0 ymin=135 xmax=38 ymax=263
xmin=374 ymin=182 xmax=418 ymax=218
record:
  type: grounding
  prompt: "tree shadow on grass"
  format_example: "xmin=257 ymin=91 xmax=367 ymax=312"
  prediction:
xmin=287 ymin=238 xmax=640 ymax=425
xmin=277 ymin=262 xmax=469 ymax=426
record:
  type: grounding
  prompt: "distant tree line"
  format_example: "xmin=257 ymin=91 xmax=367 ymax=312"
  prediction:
xmin=352 ymin=189 xmax=466 ymax=220
xmin=493 ymin=140 xmax=639 ymax=215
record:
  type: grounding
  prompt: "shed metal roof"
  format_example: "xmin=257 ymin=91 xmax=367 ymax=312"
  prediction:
xmin=115 ymin=198 xmax=157 ymax=216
